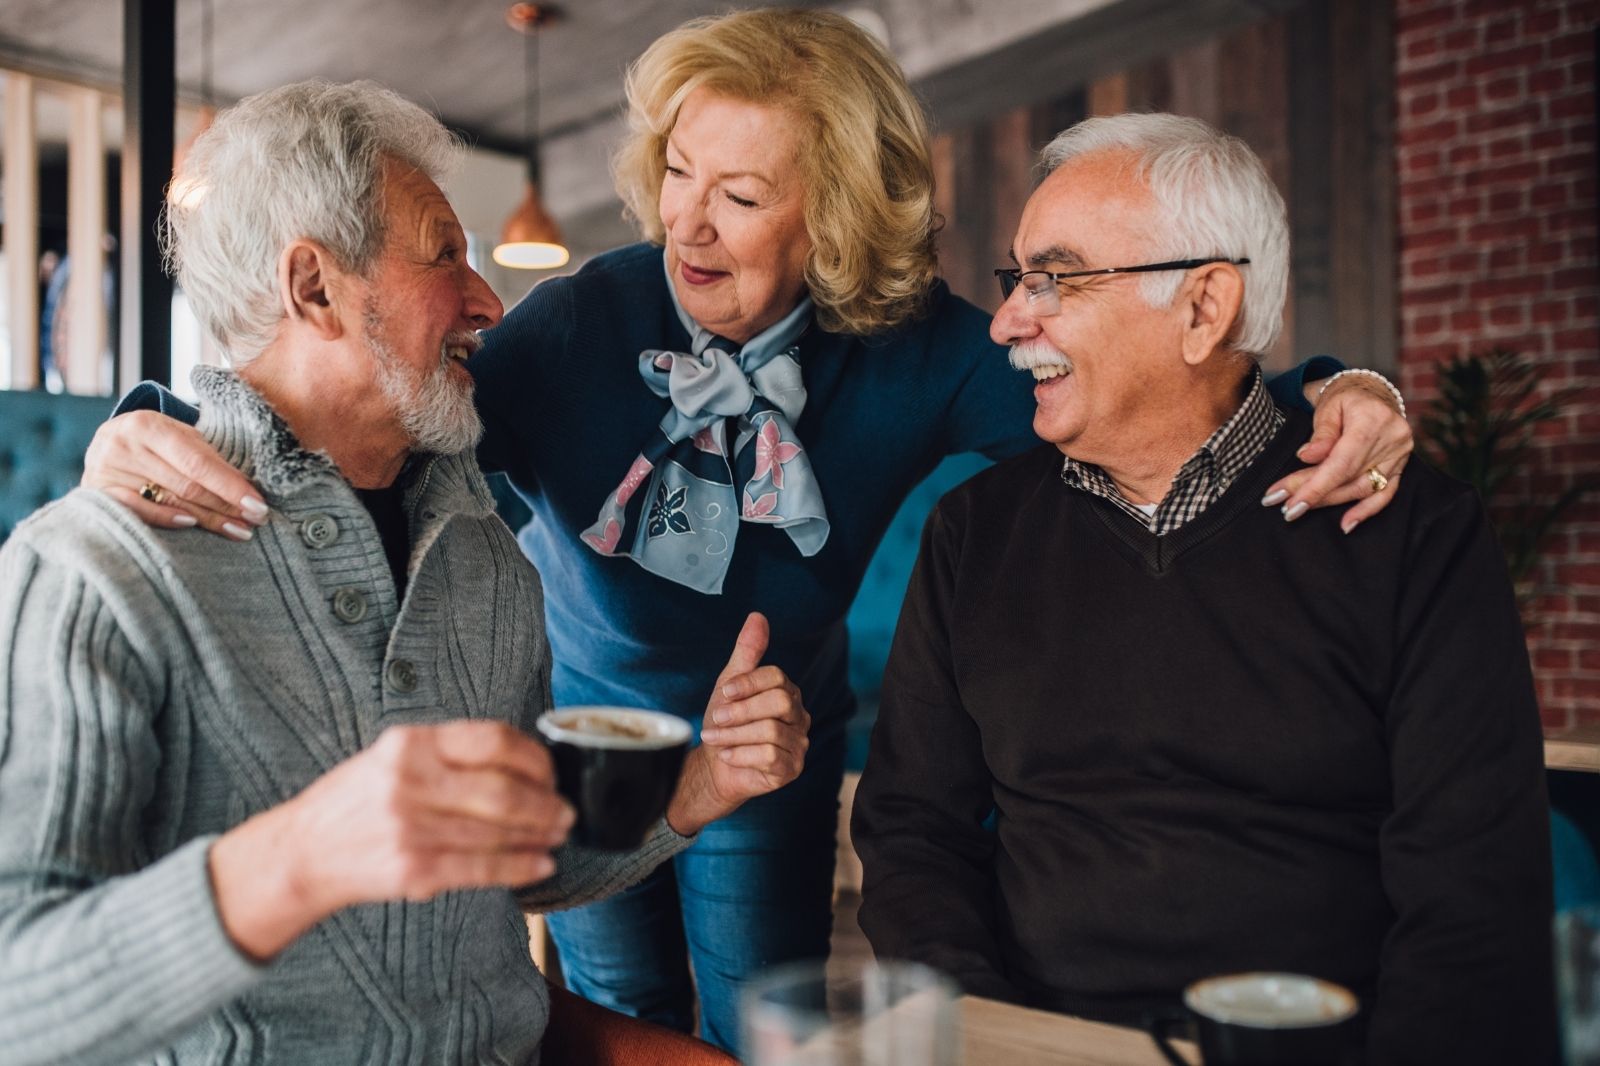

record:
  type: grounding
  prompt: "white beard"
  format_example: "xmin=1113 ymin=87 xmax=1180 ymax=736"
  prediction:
xmin=364 ymin=303 xmax=483 ymax=456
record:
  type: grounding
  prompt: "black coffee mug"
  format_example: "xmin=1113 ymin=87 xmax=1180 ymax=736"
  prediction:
xmin=1147 ymin=972 xmax=1362 ymax=1066
xmin=536 ymin=706 xmax=692 ymax=851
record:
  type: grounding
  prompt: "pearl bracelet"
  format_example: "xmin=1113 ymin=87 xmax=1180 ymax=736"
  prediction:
xmin=1315 ymin=368 xmax=1406 ymax=420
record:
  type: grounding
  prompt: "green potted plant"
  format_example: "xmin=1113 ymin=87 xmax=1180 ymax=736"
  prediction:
xmin=1418 ymin=348 xmax=1595 ymax=607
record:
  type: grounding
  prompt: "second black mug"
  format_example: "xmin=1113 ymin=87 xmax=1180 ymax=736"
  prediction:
xmin=1148 ymin=972 xmax=1362 ymax=1066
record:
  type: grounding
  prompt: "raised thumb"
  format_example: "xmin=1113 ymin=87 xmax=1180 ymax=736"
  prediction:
xmin=718 ymin=612 xmax=770 ymax=682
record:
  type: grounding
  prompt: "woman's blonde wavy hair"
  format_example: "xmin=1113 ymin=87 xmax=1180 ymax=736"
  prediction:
xmin=613 ymin=8 xmax=939 ymax=336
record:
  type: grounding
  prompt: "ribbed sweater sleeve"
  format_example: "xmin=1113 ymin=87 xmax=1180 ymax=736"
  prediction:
xmin=0 ymin=537 xmax=262 ymax=1066
xmin=516 ymin=819 xmax=695 ymax=914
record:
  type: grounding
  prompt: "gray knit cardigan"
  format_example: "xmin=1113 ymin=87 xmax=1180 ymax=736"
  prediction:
xmin=0 ymin=366 xmax=691 ymax=1065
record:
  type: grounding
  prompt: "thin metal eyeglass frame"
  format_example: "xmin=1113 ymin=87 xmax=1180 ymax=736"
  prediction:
xmin=994 ymin=257 xmax=1251 ymax=315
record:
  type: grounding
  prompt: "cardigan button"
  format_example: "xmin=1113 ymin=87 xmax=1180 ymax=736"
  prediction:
xmin=385 ymin=658 xmax=418 ymax=694
xmin=331 ymin=587 xmax=368 ymax=624
xmin=301 ymin=514 xmax=340 ymax=549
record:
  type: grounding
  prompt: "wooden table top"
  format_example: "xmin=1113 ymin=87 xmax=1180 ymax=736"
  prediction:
xmin=1545 ymin=722 xmax=1600 ymax=773
xmin=959 ymin=996 xmax=1197 ymax=1066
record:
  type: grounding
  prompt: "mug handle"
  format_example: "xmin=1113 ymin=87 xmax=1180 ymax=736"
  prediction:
xmin=1145 ymin=1009 xmax=1196 ymax=1066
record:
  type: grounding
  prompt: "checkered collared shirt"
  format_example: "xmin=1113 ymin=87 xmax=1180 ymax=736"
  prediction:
xmin=1060 ymin=366 xmax=1285 ymax=536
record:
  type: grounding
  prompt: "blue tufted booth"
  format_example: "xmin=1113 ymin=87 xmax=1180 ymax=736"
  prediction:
xmin=0 ymin=390 xmax=115 ymax=545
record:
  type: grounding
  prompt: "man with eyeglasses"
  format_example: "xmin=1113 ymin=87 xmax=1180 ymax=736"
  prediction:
xmin=853 ymin=113 xmax=1554 ymax=1066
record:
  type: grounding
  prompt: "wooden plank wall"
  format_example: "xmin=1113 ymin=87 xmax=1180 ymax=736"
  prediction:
xmin=928 ymin=0 xmax=1395 ymax=377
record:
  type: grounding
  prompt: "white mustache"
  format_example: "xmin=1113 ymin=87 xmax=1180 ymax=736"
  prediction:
xmin=1008 ymin=340 xmax=1072 ymax=372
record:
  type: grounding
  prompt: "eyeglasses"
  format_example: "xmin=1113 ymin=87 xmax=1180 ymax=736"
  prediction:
xmin=994 ymin=257 xmax=1250 ymax=317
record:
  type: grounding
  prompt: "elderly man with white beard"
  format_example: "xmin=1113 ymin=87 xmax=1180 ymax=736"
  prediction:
xmin=0 ymin=81 xmax=807 ymax=1066
xmin=852 ymin=113 xmax=1555 ymax=1066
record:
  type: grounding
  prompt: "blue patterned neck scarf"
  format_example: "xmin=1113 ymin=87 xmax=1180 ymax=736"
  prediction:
xmin=581 ymin=256 xmax=829 ymax=594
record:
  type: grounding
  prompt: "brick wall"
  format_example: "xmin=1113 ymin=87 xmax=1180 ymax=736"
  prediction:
xmin=1395 ymin=0 xmax=1600 ymax=726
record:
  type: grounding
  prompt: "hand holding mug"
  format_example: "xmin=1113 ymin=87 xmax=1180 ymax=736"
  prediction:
xmin=208 ymin=720 xmax=573 ymax=961
xmin=669 ymin=612 xmax=811 ymax=836
xmin=277 ymin=721 xmax=573 ymax=906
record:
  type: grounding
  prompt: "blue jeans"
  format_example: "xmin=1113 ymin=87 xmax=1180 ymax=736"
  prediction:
xmin=544 ymin=727 xmax=846 ymax=1054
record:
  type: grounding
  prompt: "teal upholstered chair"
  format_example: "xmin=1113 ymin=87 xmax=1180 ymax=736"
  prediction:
xmin=0 ymin=390 xmax=115 ymax=545
xmin=844 ymin=452 xmax=993 ymax=771
xmin=1554 ymin=808 xmax=1600 ymax=913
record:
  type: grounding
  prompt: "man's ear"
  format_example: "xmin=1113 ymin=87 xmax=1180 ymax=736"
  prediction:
xmin=1179 ymin=263 xmax=1245 ymax=367
xmin=277 ymin=240 xmax=347 ymax=341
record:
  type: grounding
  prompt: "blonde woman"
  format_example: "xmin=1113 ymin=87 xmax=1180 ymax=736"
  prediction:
xmin=85 ymin=9 xmax=1413 ymax=1052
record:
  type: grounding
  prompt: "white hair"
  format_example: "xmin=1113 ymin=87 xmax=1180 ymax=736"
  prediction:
xmin=1039 ymin=113 xmax=1288 ymax=357
xmin=162 ymin=80 xmax=462 ymax=364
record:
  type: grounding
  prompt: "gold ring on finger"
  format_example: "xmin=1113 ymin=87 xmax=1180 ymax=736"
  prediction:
xmin=137 ymin=481 xmax=169 ymax=505
xmin=1365 ymin=467 xmax=1389 ymax=494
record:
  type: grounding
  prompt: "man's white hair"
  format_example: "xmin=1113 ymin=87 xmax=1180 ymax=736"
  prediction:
xmin=1040 ymin=113 xmax=1288 ymax=357
xmin=162 ymin=79 xmax=462 ymax=364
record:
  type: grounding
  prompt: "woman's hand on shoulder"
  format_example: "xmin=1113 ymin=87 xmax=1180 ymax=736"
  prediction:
xmin=85 ymin=411 xmax=269 ymax=540
xmin=1264 ymin=371 xmax=1414 ymax=535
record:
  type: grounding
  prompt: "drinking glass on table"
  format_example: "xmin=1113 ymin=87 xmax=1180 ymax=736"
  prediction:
xmin=742 ymin=957 xmax=959 ymax=1066
xmin=1558 ymin=905 xmax=1600 ymax=1065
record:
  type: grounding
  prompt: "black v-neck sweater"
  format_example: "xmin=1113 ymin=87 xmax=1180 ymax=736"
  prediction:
xmin=854 ymin=409 xmax=1555 ymax=1066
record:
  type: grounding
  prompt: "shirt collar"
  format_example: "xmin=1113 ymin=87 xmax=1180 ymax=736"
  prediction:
xmin=1175 ymin=365 xmax=1279 ymax=487
xmin=1059 ymin=364 xmax=1283 ymax=533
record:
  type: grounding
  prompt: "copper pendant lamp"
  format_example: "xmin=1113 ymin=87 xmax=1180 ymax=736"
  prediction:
xmin=494 ymin=3 xmax=569 ymax=270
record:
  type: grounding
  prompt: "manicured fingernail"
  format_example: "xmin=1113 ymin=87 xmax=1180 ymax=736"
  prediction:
xmin=721 ymin=681 xmax=740 ymax=700
xmin=1261 ymin=488 xmax=1288 ymax=507
xmin=712 ymin=707 xmax=730 ymax=725
xmin=1282 ymin=501 xmax=1308 ymax=522
xmin=1342 ymin=518 xmax=1359 ymax=535
xmin=222 ymin=522 xmax=255 ymax=541
xmin=171 ymin=513 xmax=198 ymax=527
xmin=240 ymin=496 xmax=269 ymax=524
xmin=699 ymin=728 xmax=723 ymax=744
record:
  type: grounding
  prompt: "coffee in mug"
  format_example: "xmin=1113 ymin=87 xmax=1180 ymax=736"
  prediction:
xmin=1148 ymin=972 xmax=1361 ymax=1066
xmin=536 ymin=706 xmax=692 ymax=851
